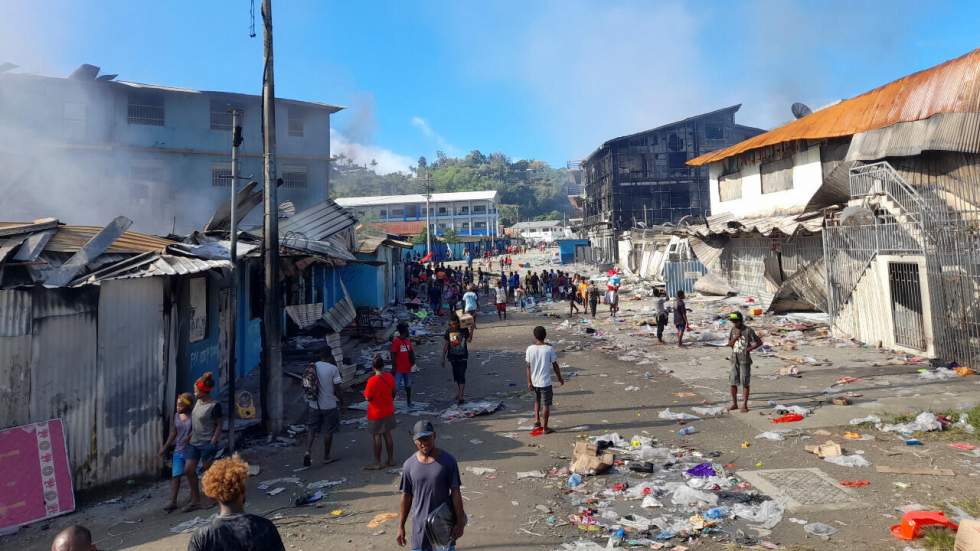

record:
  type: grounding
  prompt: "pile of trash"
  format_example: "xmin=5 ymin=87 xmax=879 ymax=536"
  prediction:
xmin=540 ymin=432 xmax=787 ymax=548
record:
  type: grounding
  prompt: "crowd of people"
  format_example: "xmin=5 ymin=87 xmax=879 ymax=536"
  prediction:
xmin=51 ymin=247 xmax=767 ymax=551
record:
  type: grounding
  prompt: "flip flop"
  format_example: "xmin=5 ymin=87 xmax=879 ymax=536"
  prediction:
xmin=530 ymin=427 xmax=545 ymax=437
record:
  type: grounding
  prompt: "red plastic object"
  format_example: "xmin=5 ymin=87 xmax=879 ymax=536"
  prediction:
xmin=890 ymin=511 xmax=958 ymax=540
xmin=839 ymin=480 xmax=870 ymax=487
xmin=530 ymin=427 xmax=545 ymax=437
xmin=772 ymin=413 xmax=804 ymax=423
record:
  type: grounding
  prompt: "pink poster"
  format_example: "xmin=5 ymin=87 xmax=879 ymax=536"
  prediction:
xmin=0 ymin=419 xmax=75 ymax=531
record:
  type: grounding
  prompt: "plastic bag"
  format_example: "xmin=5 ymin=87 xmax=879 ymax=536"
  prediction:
xmin=755 ymin=431 xmax=785 ymax=441
xmin=849 ymin=415 xmax=882 ymax=425
xmin=824 ymin=454 xmax=870 ymax=468
xmin=671 ymin=485 xmax=718 ymax=507
xmin=804 ymin=521 xmax=839 ymax=539
xmin=880 ymin=412 xmax=942 ymax=435
xmin=733 ymin=500 xmax=784 ymax=529
xmin=692 ymin=406 xmax=725 ymax=417
xmin=638 ymin=446 xmax=672 ymax=461
xmin=659 ymin=408 xmax=700 ymax=421
xmin=641 ymin=495 xmax=663 ymax=508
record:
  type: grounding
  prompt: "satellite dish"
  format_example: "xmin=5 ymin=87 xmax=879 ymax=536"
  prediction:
xmin=791 ymin=102 xmax=813 ymax=119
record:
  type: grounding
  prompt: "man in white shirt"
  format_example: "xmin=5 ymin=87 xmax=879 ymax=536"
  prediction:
xmin=305 ymin=348 xmax=344 ymax=467
xmin=462 ymin=285 xmax=479 ymax=335
xmin=494 ymin=280 xmax=508 ymax=320
xmin=525 ymin=326 xmax=564 ymax=434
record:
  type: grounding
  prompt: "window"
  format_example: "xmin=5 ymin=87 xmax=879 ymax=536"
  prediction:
xmin=288 ymin=107 xmax=305 ymax=137
xmin=718 ymin=172 xmax=742 ymax=201
xmin=667 ymin=152 xmax=688 ymax=169
xmin=391 ymin=208 xmax=405 ymax=216
xmin=704 ymin=124 xmax=724 ymax=140
xmin=127 ymin=91 xmax=165 ymax=126
xmin=378 ymin=209 xmax=387 ymax=217
xmin=460 ymin=223 xmax=470 ymax=232
xmin=281 ymin=166 xmax=308 ymax=188
xmin=472 ymin=204 xmax=487 ymax=214
xmin=210 ymin=99 xmax=245 ymax=130
xmin=474 ymin=221 xmax=487 ymax=230
xmin=456 ymin=206 xmax=469 ymax=215
xmin=761 ymin=156 xmax=794 ymax=194
xmin=212 ymin=164 xmax=232 ymax=187
xmin=437 ymin=207 xmax=448 ymax=215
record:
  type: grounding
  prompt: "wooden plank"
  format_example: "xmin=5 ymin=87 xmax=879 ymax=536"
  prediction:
xmin=875 ymin=465 xmax=955 ymax=476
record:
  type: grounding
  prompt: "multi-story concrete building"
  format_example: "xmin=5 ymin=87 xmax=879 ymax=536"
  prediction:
xmin=0 ymin=64 xmax=341 ymax=234
xmin=580 ymin=105 xmax=764 ymax=259
xmin=335 ymin=191 xmax=498 ymax=237
xmin=508 ymin=220 xmax=570 ymax=244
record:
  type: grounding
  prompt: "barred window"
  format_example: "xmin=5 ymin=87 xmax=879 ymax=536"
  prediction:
xmin=212 ymin=164 xmax=232 ymax=187
xmin=210 ymin=100 xmax=245 ymax=130
xmin=281 ymin=167 xmax=308 ymax=188
xmin=288 ymin=107 xmax=305 ymax=137
xmin=127 ymin=92 xmax=164 ymax=126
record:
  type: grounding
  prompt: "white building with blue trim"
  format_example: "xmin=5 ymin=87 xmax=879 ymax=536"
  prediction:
xmin=335 ymin=190 xmax=499 ymax=237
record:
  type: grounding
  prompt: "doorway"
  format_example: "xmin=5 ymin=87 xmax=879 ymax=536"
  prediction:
xmin=888 ymin=262 xmax=925 ymax=350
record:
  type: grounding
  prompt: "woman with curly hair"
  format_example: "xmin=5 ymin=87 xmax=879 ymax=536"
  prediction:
xmin=187 ymin=456 xmax=285 ymax=551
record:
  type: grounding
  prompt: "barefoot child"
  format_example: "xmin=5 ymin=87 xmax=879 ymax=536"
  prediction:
xmin=525 ymin=326 xmax=564 ymax=434
xmin=159 ymin=393 xmax=193 ymax=512
xmin=727 ymin=311 xmax=763 ymax=412
xmin=674 ymin=290 xmax=689 ymax=347
xmin=364 ymin=355 xmax=396 ymax=470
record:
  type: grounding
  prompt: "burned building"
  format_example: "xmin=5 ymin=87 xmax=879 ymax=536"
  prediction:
xmin=581 ymin=105 xmax=764 ymax=260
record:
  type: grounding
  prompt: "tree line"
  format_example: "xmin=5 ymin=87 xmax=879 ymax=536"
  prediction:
xmin=328 ymin=150 xmax=576 ymax=226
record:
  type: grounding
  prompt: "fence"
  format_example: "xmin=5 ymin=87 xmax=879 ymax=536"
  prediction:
xmin=665 ymin=260 xmax=706 ymax=297
xmin=824 ymin=161 xmax=980 ymax=367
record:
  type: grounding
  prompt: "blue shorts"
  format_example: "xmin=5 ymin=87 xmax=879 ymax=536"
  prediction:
xmin=184 ymin=442 xmax=218 ymax=464
xmin=171 ymin=450 xmax=187 ymax=478
xmin=396 ymin=372 xmax=413 ymax=389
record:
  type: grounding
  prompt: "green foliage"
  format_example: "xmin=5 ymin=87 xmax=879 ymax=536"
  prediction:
xmin=412 ymin=227 xmax=429 ymax=246
xmin=329 ymin=150 xmax=573 ymax=226
xmin=442 ymin=227 xmax=459 ymax=244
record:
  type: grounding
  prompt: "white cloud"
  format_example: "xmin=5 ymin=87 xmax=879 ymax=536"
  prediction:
xmin=411 ymin=116 xmax=459 ymax=156
xmin=330 ymin=129 xmax=415 ymax=174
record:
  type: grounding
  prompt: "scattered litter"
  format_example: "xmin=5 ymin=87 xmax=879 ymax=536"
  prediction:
xmin=733 ymin=500 xmax=784 ymax=529
xmin=170 ymin=515 xmax=213 ymax=533
xmin=466 ymin=466 xmax=497 ymax=476
xmin=881 ymin=412 xmax=942 ymax=435
xmin=439 ymin=400 xmax=505 ymax=423
xmin=950 ymin=442 xmax=977 ymax=451
xmin=678 ymin=426 xmax=697 ymax=436
xmin=306 ymin=478 xmax=346 ymax=490
xmin=804 ymin=521 xmax=839 ymax=539
xmin=755 ymin=431 xmax=785 ymax=441
xmin=685 ymin=463 xmax=717 ymax=478
xmin=516 ymin=470 xmax=546 ymax=479
xmin=824 ymin=454 xmax=870 ymax=468
xmin=267 ymin=487 xmax=285 ymax=496
xmin=849 ymin=415 xmax=882 ymax=425
xmin=890 ymin=511 xmax=958 ymax=540
xmin=839 ymin=480 xmax=870 ymax=487
xmin=805 ymin=441 xmax=842 ymax=459
xmin=772 ymin=413 xmax=805 ymax=424
xmin=366 ymin=512 xmax=399 ymax=529
xmin=672 ymin=485 xmax=718 ymax=507
xmin=257 ymin=477 xmax=301 ymax=490
xmin=691 ymin=406 xmax=726 ymax=417
xmin=658 ymin=408 xmax=700 ymax=421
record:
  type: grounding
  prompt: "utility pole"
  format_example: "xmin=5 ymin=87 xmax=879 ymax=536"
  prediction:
xmin=261 ymin=0 xmax=283 ymax=435
xmin=227 ymin=109 xmax=242 ymax=451
xmin=418 ymin=156 xmax=432 ymax=257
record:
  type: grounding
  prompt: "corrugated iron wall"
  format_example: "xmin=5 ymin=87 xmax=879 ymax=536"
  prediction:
xmin=97 ymin=278 xmax=166 ymax=484
xmin=0 ymin=289 xmax=32 ymax=426
xmin=665 ymin=260 xmax=707 ymax=297
xmin=0 ymin=281 xmax=173 ymax=490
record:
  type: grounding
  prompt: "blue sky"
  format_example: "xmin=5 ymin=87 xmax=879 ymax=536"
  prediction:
xmin=3 ymin=0 xmax=979 ymax=172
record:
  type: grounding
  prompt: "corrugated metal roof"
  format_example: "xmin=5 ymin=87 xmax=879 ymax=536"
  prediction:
xmin=281 ymin=235 xmax=356 ymax=262
xmin=72 ymin=254 xmax=230 ymax=285
xmin=510 ymin=220 xmax=564 ymax=230
xmin=689 ymin=48 xmax=980 ymax=166
xmin=371 ymin=220 xmax=425 ymax=236
xmin=335 ymin=190 xmax=497 ymax=207
xmin=45 ymin=225 xmax=175 ymax=254
xmin=684 ymin=210 xmax=827 ymax=238
xmin=279 ymin=199 xmax=357 ymax=241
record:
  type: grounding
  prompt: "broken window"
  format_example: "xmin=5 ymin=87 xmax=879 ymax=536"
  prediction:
xmin=667 ymin=152 xmax=688 ymax=169
xmin=127 ymin=91 xmax=165 ymax=126
xmin=761 ymin=156 xmax=794 ymax=194
xmin=667 ymin=133 xmax=684 ymax=152
xmin=281 ymin=166 xmax=308 ymax=188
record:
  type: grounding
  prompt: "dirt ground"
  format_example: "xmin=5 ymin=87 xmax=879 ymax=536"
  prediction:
xmin=4 ymin=250 xmax=980 ymax=551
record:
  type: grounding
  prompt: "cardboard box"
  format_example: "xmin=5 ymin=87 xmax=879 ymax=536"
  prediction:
xmin=956 ymin=519 xmax=980 ymax=551
xmin=455 ymin=310 xmax=475 ymax=329
xmin=570 ymin=441 xmax=615 ymax=475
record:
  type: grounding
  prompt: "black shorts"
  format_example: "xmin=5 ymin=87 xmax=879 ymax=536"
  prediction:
xmin=307 ymin=406 xmax=339 ymax=435
xmin=533 ymin=385 xmax=554 ymax=407
xmin=450 ymin=359 xmax=468 ymax=384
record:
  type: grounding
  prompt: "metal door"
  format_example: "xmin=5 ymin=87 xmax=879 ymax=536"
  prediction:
xmin=888 ymin=262 xmax=925 ymax=350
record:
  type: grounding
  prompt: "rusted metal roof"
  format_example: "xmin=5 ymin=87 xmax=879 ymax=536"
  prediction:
xmin=44 ymin=225 xmax=175 ymax=254
xmin=689 ymin=48 xmax=980 ymax=166
xmin=371 ymin=220 xmax=426 ymax=236
xmin=683 ymin=210 xmax=827 ymax=238
xmin=279 ymin=199 xmax=357 ymax=242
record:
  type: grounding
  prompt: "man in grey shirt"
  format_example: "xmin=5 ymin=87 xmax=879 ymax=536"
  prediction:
xmin=397 ymin=421 xmax=466 ymax=551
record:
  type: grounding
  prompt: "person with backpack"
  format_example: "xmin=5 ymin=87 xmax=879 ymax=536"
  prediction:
xmin=390 ymin=322 xmax=416 ymax=409
xmin=302 ymin=348 xmax=344 ymax=467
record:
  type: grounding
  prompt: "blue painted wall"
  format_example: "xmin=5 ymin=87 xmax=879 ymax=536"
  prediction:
xmin=339 ymin=263 xmax=385 ymax=309
xmin=557 ymin=239 xmax=590 ymax=264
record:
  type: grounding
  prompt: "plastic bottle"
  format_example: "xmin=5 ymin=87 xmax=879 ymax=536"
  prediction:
xmin=678 ymin=426 xmax=697 ymax=436
xmin=567 ymin=473 xmax=583 ymax=488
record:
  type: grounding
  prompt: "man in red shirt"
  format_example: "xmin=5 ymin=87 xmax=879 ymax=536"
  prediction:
xmin=364 ymin=355 xmax=396 ymax=470
xmin=389 ymin=322 xmax=416 ymax=408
